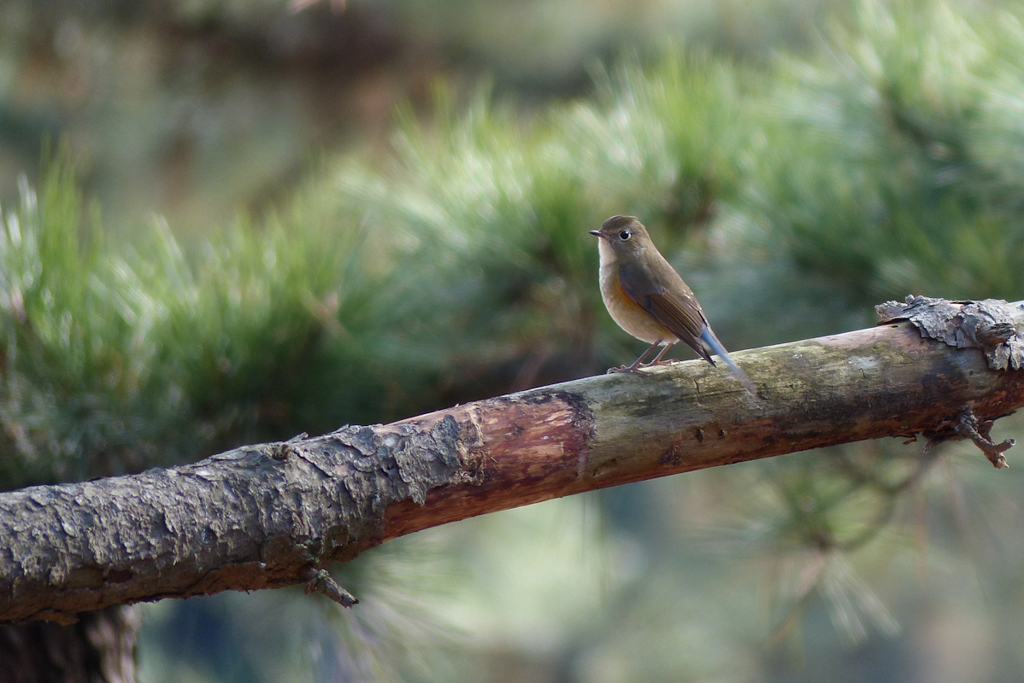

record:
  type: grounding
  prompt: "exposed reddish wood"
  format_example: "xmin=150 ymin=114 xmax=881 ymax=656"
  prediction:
xmin=383 ymin=393 xmax=593 ymax=539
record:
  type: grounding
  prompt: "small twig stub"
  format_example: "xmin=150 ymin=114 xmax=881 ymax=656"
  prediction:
xmin=301 ymin=566 xmax=358 ymax=607
xmin=955 ymin=408 xmax=1014 ymax=469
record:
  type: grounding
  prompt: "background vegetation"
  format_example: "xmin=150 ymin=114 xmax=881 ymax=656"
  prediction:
xmin=2 ymin=0 xmax=1024 ymax=681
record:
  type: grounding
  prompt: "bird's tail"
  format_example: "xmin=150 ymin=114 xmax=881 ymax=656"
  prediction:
xmin=700 ymin=328 xmax=756 ymax=394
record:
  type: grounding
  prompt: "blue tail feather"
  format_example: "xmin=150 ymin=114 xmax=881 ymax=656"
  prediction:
xmin=700 ymin=328 xmax=756 ymax=394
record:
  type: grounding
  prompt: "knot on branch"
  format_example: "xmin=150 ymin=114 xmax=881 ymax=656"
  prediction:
xmin=876 ymin=296 xmax=1024 ymax=371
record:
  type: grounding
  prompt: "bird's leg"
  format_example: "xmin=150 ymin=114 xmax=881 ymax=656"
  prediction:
xmin=643 ymin=342 xmax=676 ymax=367
xmin=607 ymin=340 xmax=661 ymax=374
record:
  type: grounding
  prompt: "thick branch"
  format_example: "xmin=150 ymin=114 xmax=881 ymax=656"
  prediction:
xmin=2 ymin=299 xmax=1023 ymax=622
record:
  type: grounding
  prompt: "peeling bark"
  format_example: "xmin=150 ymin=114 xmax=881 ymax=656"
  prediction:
xmin=876 ymin=295 xmax=1024 ymax=370
xmin=1 ymin=301 xmax=1023 ymax=623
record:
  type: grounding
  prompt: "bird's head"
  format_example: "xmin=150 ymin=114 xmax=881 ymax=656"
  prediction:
xmin=589 ymin=215 xmax=652 ymax=261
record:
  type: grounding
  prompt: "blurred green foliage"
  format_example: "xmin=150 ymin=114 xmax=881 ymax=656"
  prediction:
xmin=745 ymin=1 xmax=1024 ymax=304
xmin=3 ymin=0 xmax=1024 ymax=682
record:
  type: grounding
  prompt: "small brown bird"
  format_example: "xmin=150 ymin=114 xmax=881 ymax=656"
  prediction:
xmin=591 ymin=215 xmax=755 ymax=393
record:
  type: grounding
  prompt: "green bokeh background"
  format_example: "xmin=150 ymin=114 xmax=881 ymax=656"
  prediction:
xmin=2 ymin=1 xmax=1024 ymax=681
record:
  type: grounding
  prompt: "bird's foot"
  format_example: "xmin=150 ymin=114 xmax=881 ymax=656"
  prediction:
xmin=642 ymin=359 xmax=680 ymax=367
xmin=606 ymin=365 xmax=636 ymax=374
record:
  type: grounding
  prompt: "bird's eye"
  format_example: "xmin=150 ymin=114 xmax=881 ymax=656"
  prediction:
xmin=618 ymin=230 xmax=631 ymax=241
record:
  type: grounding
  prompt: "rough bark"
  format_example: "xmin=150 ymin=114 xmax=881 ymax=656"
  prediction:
xmin=1 ymin=298 xmax=1022 ymax=623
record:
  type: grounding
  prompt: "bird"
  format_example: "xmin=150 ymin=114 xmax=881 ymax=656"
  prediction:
xmin=590 ymin=215 xmax=756 ymax=393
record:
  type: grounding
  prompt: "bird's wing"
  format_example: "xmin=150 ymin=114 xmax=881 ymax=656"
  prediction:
xmin=618 ymin=260 xmax=713 ymax=363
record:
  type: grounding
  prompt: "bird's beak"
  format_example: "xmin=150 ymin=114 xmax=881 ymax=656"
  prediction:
xmin=589 ymin=230 xmax=603 ymax=238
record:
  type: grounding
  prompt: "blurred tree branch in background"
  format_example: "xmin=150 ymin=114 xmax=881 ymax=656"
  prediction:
xmin=2 ymin=310 xmax=1019 ymax=623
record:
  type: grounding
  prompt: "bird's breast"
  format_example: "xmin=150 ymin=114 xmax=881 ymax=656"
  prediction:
xmin=598 ymin=262 xmax=677 ymax=345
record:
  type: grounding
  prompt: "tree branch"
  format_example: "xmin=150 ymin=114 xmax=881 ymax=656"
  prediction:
xmin=2 ymin=297 xmax=1023 ymax=623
